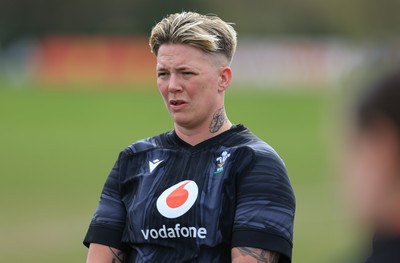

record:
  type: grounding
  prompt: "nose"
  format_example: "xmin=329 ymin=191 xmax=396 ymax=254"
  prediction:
xmin=168 ymin=73 xmax=183 ymax=93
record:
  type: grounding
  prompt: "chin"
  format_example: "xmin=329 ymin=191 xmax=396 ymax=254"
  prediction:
xmin=172 ymin=116 xmax=196 ymax=128
xmin=173 ymin=118 xmax=193 ymax=127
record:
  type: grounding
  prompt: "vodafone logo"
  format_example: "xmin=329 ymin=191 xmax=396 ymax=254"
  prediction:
xmin=156 ymin=180 xmax=198 ymax=219
xmin=142 ymin=180 xmax=206 ymax=240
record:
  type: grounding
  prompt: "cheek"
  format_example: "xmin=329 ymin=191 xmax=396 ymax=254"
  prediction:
xmin=351 ymin=154 xmax=382 ymax=198
xmin=157 ymin=81 xmax=168 ymax=98
xmin=346 ymin=142 xmax=388 ymax=217
xmin=189 ymin=78 xmax=218 ymax=102
xmin=183 ymin=80 xmax=201 ymax=100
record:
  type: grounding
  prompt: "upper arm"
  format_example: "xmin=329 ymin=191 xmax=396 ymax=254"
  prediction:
xmin=87 ymin=243 xmax=126 ymax=263
xmin=231 ymin=247 xmax=280 ymax=263
xmin=83 ymin=153 xmax=127 ymax=250
xmin=232 ymin=148 xmax=296 ymax=262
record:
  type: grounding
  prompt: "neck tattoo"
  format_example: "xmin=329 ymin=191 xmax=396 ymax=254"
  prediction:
xmin=209 ymin=106 xmax=226 ymax=133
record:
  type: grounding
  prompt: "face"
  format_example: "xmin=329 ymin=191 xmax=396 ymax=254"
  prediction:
xmin=344 ymin=119 xmax=400 ymax=228
xmin=156 ymin=43 xmax=231 ymax=130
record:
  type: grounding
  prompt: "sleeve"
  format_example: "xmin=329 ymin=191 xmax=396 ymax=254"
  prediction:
xmin=83 ymin=152 xmax=128 ymax=251
xmin=232 ymin=148 xmax=296 ymax=263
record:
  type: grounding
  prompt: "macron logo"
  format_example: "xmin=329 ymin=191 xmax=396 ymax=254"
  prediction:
xmin=149 ymin=159 xmax=164 ymax=173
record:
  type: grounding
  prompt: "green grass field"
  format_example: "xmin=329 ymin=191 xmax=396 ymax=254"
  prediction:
xmin=0 ymin=85 xmax=361 ymax=262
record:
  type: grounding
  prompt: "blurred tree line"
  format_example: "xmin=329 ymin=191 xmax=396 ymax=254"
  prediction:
xmin=1 ymin=0 xmax=400 ymax=45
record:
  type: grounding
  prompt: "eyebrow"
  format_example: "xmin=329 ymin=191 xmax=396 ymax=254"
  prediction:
xmin=177 ymin=66 xmax=196 ymax=71
xmin=156 ymin=65 xmax=198 ymax=72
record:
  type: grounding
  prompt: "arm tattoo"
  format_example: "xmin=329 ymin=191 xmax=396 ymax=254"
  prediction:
xmin=209 ymin=106 xmax=227 ymax=133
xmin=233 ymin=247 xmax=280 ymax=263
xmin=109 ymin=247 xmax=126 ymax=263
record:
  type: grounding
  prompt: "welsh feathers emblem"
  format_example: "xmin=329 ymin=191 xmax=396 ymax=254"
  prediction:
xmin=214 ymin=151 xmax=231 ymax=174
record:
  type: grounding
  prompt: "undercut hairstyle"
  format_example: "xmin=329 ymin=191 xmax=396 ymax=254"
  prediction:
xmin=356 ymin=72 xmax=400 ymax=131
xmin=149 ymin=11 xmax=237 ymax=64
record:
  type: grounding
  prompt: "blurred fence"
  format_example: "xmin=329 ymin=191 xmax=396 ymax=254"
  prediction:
xmin=1 ymin=36 xmax=399 ymax=88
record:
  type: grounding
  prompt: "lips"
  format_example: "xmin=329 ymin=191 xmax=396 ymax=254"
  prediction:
xmin=169 ymin=99 xmax=188 ymax=110
xmin=170 ymin=100 xmax=186 ymax=105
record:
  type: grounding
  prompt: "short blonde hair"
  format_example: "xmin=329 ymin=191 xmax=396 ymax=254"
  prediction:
xmin=149 ymin=11 xmax=237 ymax=64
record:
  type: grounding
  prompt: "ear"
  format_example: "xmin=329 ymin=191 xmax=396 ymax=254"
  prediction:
xmin=218 ymin=66 xmax=232 ymax=92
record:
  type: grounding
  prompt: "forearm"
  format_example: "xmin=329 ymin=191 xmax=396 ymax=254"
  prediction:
xmin=231 ymin=247 xmax=280 ymax=263
xmin=87 ymin=243 xmax=126 ymax=263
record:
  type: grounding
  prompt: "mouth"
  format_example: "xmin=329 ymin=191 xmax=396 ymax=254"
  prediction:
xmin=169 ymin=99 xmax=188 ymax=110
xmin=170 ymin=100 xmax=187 ymax=106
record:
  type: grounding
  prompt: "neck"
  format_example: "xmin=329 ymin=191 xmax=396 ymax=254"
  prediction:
xmin=174 ymin=107 xmax=232 ymax=146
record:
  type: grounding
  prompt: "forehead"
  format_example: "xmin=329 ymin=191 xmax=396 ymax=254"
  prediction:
xmin=156 ymin=43 xmax=212 ymax=69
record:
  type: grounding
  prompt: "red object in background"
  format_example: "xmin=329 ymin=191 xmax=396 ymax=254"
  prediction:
xmin=34 ymin=36 xmax=156 ymax=87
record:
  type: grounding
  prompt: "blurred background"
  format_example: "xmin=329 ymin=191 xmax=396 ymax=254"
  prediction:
xmin=1 ymin=1 xmax=400 ymax=262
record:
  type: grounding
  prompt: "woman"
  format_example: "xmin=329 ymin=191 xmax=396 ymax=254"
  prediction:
xmin=83 ymin=12 xmax=295 ymax=263
xmin=345 ymin=72 xmax=400 ymax=263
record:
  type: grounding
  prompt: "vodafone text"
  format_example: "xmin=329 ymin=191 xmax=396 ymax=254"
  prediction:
xmin=141 ymin=224 xmax=207 ymax=240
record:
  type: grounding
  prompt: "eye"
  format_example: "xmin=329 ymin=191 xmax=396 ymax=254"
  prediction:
xmin=157 ymin=72 xmax=169 ymax=78
xmin=182 ymin=72 xmax=194 ymax=76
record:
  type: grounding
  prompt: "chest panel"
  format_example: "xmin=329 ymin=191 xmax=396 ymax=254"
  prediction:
xmin=120 ymin=147 xmax=241 ymax=247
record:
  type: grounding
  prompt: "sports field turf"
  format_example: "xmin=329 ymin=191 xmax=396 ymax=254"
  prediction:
xmin=0 ymin=85 xmax=361 ymax=262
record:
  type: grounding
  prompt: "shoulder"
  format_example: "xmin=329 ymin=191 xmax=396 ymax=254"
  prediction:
xmin=232 ymin=126 xmax=286 ymax=168
xmin=234 ymin=127 xmax=295 ymax=204
xmin=118 ymin=130 xmax=173 ymax=159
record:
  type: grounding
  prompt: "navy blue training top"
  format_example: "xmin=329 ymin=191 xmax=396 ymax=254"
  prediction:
xmin=83 ymin=124 xmax=296 ymax=263
xmin=364 ymin=234 xmax=400 ymax=263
